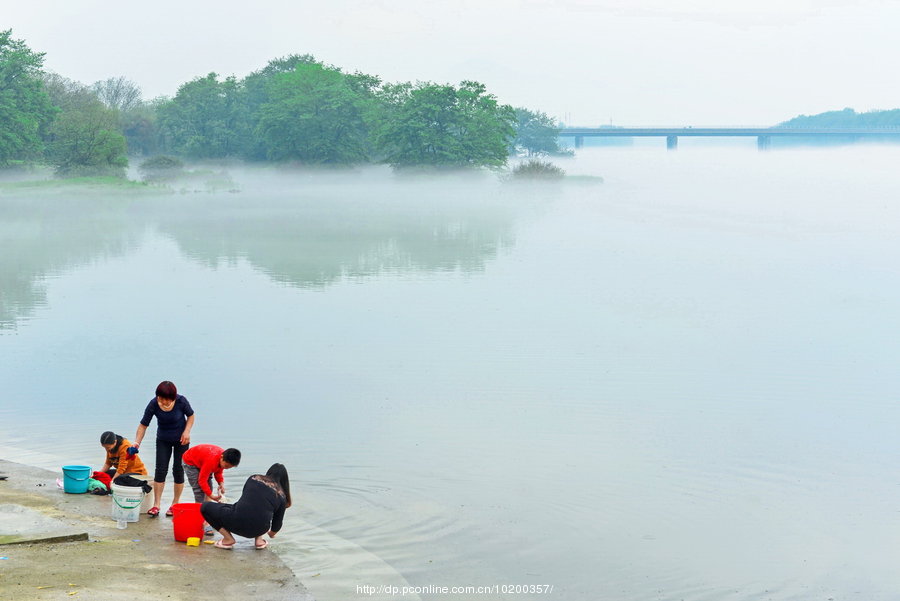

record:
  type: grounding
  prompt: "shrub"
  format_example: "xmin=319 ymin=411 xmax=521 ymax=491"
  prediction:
xmin=510 ymin=159 xmax=565 ymax=180
xmin=139 ymin=155 xmax=185 ymax=180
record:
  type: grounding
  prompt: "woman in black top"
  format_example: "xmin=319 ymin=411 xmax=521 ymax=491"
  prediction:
xmin=133 ymin=380 xmax=195 ymax=517
xmin=202 ymin=463 xmax=291 ymax=550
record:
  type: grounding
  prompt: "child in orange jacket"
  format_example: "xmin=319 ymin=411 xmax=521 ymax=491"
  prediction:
xmin=100 ymin=431 xmax=148 ymax=479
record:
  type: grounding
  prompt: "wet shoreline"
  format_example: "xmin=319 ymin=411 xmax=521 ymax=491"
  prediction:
xmin=0 ymin=458 xmax=312 ymax=600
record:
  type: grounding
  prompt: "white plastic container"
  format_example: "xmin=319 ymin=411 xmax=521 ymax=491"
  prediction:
xmin=128 ymin=475 xmax=154 ymax=513
xmin=111 ymin=483 xmax=144 ymax=523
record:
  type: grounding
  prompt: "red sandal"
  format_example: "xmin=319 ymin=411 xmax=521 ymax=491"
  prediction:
xmin=165 ymin=506 xmax=174 ymax=517
xmin=147 ymin=506 xmax=160 ymax=517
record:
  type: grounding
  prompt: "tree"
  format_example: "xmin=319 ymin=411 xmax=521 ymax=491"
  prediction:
xmin=0 ymin=30 xmax=55 ymax=165
xmin=157 ymin=73 xmax=249 ymax=158
xmin=511 ymin=107 xmax=564 ymax=156
xmin=87 ymin=77 xmax=162 ymax=156
xmin=46 ymin=103 xmax=127 ymax=176
xmin=92 ymin=76 xmax=142 ymax=112
xmin=377 ymin=80 xmax=515 ymax=169
xmin=255 ymin=63 xmax=380 ymax=164
xmin=41 ymin=72 xmax=94 ymax=110
xmin=41 ymin=74 xmax=128 ymax=176
xmin=121 ymin=99 xmax=163 ymax=156
xmin=252 ymin=54 xmax=319 ymax=79
xmin=239 ymin=55 xmax=322 ymax=159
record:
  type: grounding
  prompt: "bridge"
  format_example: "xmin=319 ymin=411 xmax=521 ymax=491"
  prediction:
xmin=559 ymin=127 xmax=900 ymax=150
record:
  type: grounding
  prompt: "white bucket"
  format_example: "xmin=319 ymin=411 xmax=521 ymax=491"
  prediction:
xmin=128 ymin=475 xmax=154 ymax=513
xmin=111 ymin=483 xmax=144 ymax=523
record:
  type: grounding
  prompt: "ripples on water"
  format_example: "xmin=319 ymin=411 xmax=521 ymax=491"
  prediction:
xmin=4 ymin=147 xmax=900 ymax=600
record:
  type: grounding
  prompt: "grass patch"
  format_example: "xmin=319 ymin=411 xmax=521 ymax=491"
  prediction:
xmin=0 ymin=176 xmax=151 ymax=193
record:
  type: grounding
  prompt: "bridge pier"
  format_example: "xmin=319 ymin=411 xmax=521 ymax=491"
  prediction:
xmin=757 ymin=135 xmax=771 ymax=151
xmin=666 ymin=135 xmax=678 ymax=150
xmin=574 ymin=135 xmax=584 ymax=149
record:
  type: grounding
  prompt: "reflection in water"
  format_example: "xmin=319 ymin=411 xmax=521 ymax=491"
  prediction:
xmin=154 ymin=181 xmax=519 ymax=289
xmin=0 ymin=196 xmax=143 ymax=329
xmin=0 ymin=174 xmax=522 ymax=326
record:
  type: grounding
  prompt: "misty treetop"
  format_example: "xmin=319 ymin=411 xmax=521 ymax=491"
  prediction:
xmin=92 ymin=76 xmax=142 ymax=113
xmin=0 ymin=30 xmax=565 ymax=173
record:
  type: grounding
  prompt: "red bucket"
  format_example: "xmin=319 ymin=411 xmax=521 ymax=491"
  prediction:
xmin=171 ymin=503 xmax=204 ymax=542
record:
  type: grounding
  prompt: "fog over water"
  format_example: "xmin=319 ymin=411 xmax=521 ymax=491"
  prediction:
xmin=3 ymin=145 xmax=900 ymax=600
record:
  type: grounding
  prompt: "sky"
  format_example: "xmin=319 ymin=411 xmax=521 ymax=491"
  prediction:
xmin=4 ymin=0 xmax=900 ymax=126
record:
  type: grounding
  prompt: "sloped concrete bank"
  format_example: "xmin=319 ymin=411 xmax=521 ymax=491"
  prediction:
xmin=0 ymin=459 xmax=312 ymax=601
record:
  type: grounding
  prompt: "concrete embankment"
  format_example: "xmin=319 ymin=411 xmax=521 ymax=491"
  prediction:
xmin=0 ymin=459 xmax=312 ymax=601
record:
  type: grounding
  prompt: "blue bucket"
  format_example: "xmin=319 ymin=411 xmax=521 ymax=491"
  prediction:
xmin=62 ymin=465 xmax=91 ymax=494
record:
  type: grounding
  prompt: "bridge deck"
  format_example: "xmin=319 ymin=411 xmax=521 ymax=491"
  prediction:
xmin=560 ymin=128 xmax=900 ymax=137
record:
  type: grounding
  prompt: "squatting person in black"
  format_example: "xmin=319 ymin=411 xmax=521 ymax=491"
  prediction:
xmin=202 ymin=463 xmax=291 ymax=549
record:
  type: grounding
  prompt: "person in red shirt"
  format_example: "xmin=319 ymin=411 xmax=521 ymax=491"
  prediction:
xmin=181 ymin=444 xmax=241 ymax=503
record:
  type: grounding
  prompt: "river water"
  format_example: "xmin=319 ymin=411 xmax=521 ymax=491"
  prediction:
xmin=3 ymin=145 xmax=900 ymax=600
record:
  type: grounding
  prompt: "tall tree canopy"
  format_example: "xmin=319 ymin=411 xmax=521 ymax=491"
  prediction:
xmin=378 ymin=81 xmax=515 ymax=168
xmin=256 ymin=63 xmax=380 ymax=164
xmin=0 ymin=30 xmax=55 ymax=165
xmin=240 ymin=54 xmax=321 ymax=160
xmin=157 ymin=73 xmax=249 ymax=158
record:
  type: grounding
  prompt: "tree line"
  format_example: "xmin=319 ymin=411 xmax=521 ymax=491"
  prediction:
xmin=779 ymin=107 xmax=900 ymax=129
xmin=0 ymin=30 xmax=565 ymax=177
